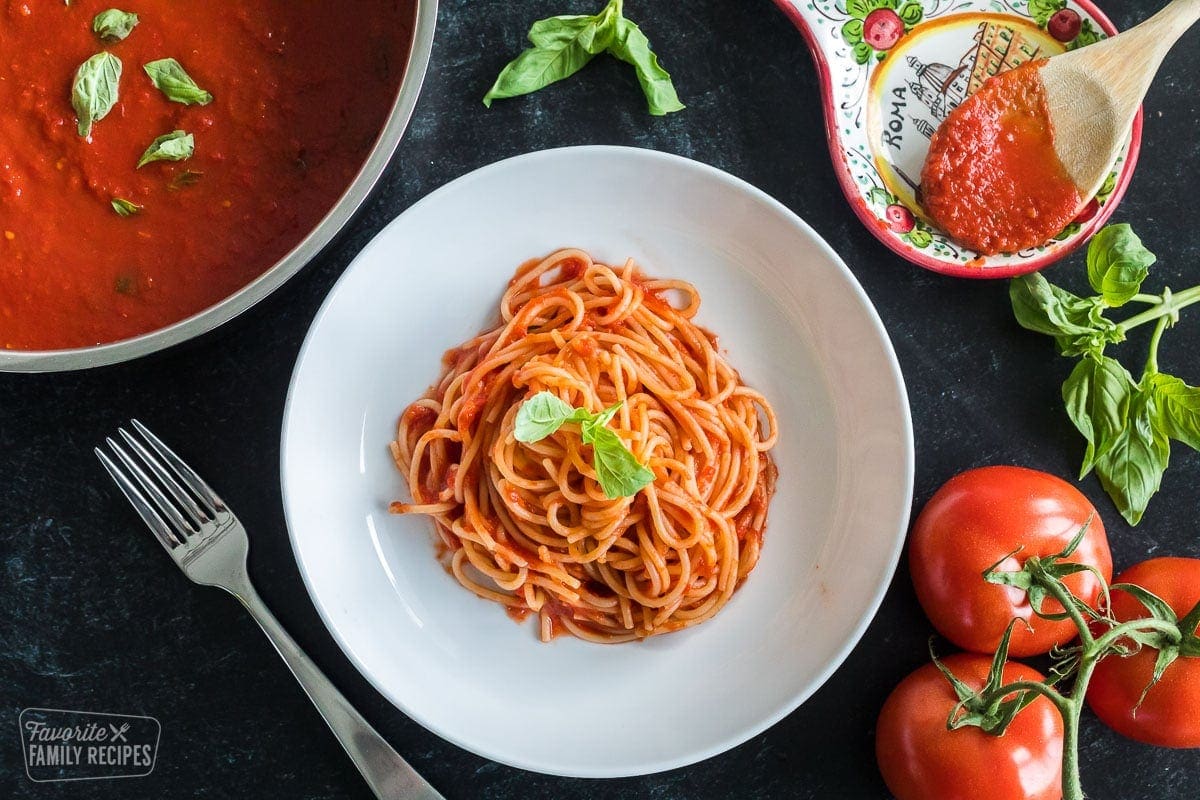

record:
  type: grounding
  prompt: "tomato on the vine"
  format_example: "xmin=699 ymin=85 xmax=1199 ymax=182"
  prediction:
xmin=910 ymin=466 xmax=1112 ymax=657
xmin=1087 ymin=557 xmax=1200 ymax=748
xmin=876 ymin=654 xmax=1063 ymax=800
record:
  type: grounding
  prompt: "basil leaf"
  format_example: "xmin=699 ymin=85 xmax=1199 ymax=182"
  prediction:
xmin=110 ymin=198 xmax=141 ymax=216
xmin=1094 ymin=385 xmax=1170 ymax=526
xmin=72 ymin=52 xmax=122 ymax=137
xmin=528 ymin=15 xmax=596 ymax=47
xmin=609 ymin=16 xmax=686 ymax=115
xmin=1149 ymin=373 xmax=1200 ymax=451
xmin=514 ymin=391 xmax=577 ymax=442
xmin=484 ymin=0 xmax=681 ymax=115
xmin=168 ymin=170 xmax=203 ymax=190
xmin=514 ymin=391 xmax=650 ymax=497
xmin=93 ymin=9 xmax=138 ymax=41
xmin=136 ymin=130 xmax=194 ymax=168
xmin=593 ymin=401 xmax=622 ymax=428
xmin=144 ymin=58 xmax=213 ymax=106
xmin=608 ymin=17 xmax=684 ymax=115
xmin=1086 ymin=223 xmax=1156 ymax=307
xmin=584 ymin=425 xmax=655 ymax=499
xmin=1010 ymin=273 xmax=1122 ymax=355
xmin=482 ymin=3 xmax=617 ymax=108
xmin=1062 ymin=353 xmax=1134 ymax=476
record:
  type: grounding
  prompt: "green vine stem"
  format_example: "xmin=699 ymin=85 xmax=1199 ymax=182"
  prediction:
xmin=947 ymin=535 xmax=1196 ymax=800
xmin=968 ymin=617 xmax=1182 ymax=800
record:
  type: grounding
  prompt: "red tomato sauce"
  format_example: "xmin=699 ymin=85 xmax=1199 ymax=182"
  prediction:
xmin=0 ymin=0 xmax=414 ymax=351
xmin=919 ymin=59 xmax=1082 ymax=255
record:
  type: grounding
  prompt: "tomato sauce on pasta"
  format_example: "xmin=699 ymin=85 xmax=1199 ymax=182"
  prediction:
xmin=390 ymin=249 xmax=779 ymax=643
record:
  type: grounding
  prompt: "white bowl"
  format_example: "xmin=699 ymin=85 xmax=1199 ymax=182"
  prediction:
xmin=280 ymin=146 xmax=914 ymax=777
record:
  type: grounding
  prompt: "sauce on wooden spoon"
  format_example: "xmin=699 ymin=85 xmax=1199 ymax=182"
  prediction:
xmin=919 ymin=59 xmax=1079 ymax=255
xmin=919 ymin=0 xmax=1200 ymax=256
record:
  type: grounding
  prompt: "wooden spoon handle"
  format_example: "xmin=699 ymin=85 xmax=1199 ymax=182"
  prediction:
xmin=1098 ymin=0 xmax=1200 ymax=76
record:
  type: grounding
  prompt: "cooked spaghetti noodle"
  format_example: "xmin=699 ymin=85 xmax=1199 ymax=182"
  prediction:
xmin=389 ymin=249 xmax=778 ymax=643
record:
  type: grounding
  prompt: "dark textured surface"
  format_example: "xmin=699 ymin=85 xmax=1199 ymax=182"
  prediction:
xmin=3 ymin=1 xmax=1200 ymax=798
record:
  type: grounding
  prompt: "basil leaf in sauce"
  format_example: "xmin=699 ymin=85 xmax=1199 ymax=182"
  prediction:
xmin=72 ymin=52 xmax=122 ymax=137
xmin=168 ymin=170 xmax=203 ymax=190
xmin=93 ymin=9 xmax=139 ymax=41
xmin=136 ymin=130 xmax=194 ymax=168
xmin=110 ymin=198 xmax=142 ymax=216
xmin=143 ymin=58 xmax=213 ymax=105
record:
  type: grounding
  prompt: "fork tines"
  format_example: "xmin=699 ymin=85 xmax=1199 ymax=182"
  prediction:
xmin=95 ymin=420 xmax=226 ymax=556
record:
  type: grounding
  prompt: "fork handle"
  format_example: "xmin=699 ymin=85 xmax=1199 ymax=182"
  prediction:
xmin=230 ymin=583 xmax=446 ymax=800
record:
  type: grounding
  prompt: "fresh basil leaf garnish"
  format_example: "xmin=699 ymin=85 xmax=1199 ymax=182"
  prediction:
xmin=72 ymin=51 xmax=122 ymax=137
xmin=93 ymin=9 xmax=139 ymax=41
xmin=144 ymin=58 xmax=213 ymax=105
xmin=582 ymin=423 xmax=655 ymax=499
xmin=514 ymin=391 xmax=578 ymax=442
xmin=136 ymin=130 xmax=194 ymax=168
xmin=513 ymin=390 xmax=652 ymax=498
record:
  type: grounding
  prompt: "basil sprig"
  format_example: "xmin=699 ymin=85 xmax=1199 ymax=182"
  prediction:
xmin=1011 ymin=223 xmax=1200 ymax=524
xmin=484 ymin=0 xmax=683 ymax=116
xmin=514 ymin=391 xmax=655 ymax=499
xmin=137 ymin=130 xmax=194 ymax=168
xmin=93 ymin=9 xmax=139 ymax=41
xmin=72 ymin=52 xmax=122 ymax=137
xmin=144 ymin=58 xmax=213 ymax=106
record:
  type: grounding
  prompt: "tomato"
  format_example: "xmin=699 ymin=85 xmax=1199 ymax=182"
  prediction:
xmin=910 ymin=466 xmax=1112 ymax=657
xmin=877 ymin=654 xmax=1063 ymax=800
xmin=1087 ymin=557 xmax=1200 ymax=748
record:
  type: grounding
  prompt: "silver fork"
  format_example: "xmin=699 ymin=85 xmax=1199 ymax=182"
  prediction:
xmin=96 ymin=420 xmax=445 ymax=800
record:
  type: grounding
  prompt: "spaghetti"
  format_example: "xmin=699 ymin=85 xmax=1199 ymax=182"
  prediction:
xmin=389 ymin=249 xmax=778 ymax=643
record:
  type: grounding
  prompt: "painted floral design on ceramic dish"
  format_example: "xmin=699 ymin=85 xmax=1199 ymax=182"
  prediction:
xmin=774 ymin=0 xmax=1141 ymax=278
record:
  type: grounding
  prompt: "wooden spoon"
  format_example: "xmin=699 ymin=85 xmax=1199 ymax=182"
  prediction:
xmin=1044 ymin=0 xmax=1200 ymax=203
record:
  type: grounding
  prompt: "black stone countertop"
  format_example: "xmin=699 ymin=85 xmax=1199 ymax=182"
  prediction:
xmin=3 ymin=1 xmax=1200 ymax=797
